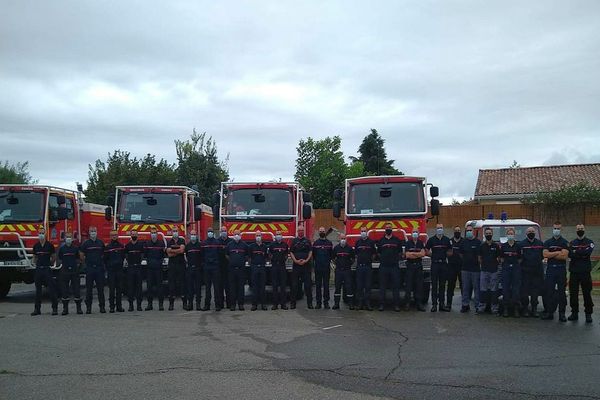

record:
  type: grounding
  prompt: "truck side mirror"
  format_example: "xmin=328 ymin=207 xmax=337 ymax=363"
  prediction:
xmin=56 ymin=195 xmax=66 ymax=205
xmin=430 ymin=186 xmax=439 ymax=198
xmin=333 ymin=189 xmax=343 ymax=201
xmin=194 ymin=206 xmax=202 ymax=221
xmin=104 ymin=206 xmax=112 ymax=221
xmin=332 ymin=202 xmax=341 ymax=218
xmin=430 ymin=199 xmax=440 ymax=216
xmin=302 ymin=204 xmax=312 ymax=220
xmin=193 ymin=196 xmax=201 ymax=207
xmin=302 ymin=192 xmax=312 ymax=203
xmin=57 ymin=207 xmax=68 ymax=221
xmin=106 ymin=195 xmax=115 ymax=206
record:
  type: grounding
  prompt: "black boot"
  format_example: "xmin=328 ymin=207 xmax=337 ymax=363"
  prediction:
xmin=559 ymin=312 xmax=567 ymax=322
xmin=75 ymin=300 xmax=83 ymax=315
xmin=315 ymin=302 xmax=322 ymax=309
xmin=109 ymin=306 xmax=115 ymax=313
xmin=62 ymin=300 xmax=69 ymax=315
xmin=290 ymin=302 xmax=296 ymax=310
xmin=332 ymin=301 xmax=340 ymax=310
xmin=145 ymin=302 xmax=153 ymax=311
xmin=99 ymin=305 xmax=106 ymax=314
xmin=128 ymin=301 xmax=134 ymax=312
xmin=51 ymin=306 xmax=58 ymax=316
xmin=158 ymin=301 xmax=164 ymax=311
xmin=585 ymin=313 xmax=593 ymax=323
xmin=431 ymin=304 xmax=438 ymax=312
xmin=86 ymin=304 xmax=92 ymax=314
xmin=531 ymin=305 xmax=539 ymax=318
xmin=307 ymin=301 xmax=314 ymax=309
xmin=196 ymin=302 xmax=202 ymax=311
xmin=31 ymin=306 xmax=41 ymax=316
xmin=568 ymin=312 xmax=578 ymax=321
xmin=136 ymin=301 xmax=143 ymax=311
xmin=323 ymin=301 xmax=330 ymax=309
xmin=366 ymin=301 xmax=373 ymax=311
xmin=168 ymin=299 xmax=174 ymax=311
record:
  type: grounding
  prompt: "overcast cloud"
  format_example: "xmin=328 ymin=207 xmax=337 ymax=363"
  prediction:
xmin=1 ymin=0 xmax=599 ymax=203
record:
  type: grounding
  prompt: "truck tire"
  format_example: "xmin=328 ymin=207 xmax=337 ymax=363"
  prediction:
xmin=0 ymin=281 xmax=11 ymax=299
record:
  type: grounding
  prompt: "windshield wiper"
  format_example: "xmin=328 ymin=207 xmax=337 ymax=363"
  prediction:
xmin=144 ymin=216 xmax=178 ymax=222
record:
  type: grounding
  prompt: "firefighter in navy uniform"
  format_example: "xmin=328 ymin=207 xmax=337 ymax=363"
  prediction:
xmin=519 ymin=227 xmax=545 ymax=318
xmin=312 ymin=226 xmax=333 ymax=309
xmin=166 ymin=228 xmax=186 ymax=311
xmin=290 ymin=226 xmax=313 ymax=309
xmin=31 ymin=228 xmax=58 ymax=316
xmin=268 ymin=231 xmax=289 ymax=310
xmin=184 ymin=230 xmax=202 ymax=311
xmin=124 ymin=230 xmax=144 ymax=312
xmin=332 ymin=234 xmax=355 ymax=310
xmin=446 ymin=226 xmax=463 ymax=311
xmin=249 ymin=231 xmax=268 ymax=311
xmin=226 ymin=230 xmax=248 ymax=311
xmin=104 ymin=230 xmax=126 ymax=313
xmin=500 ymin=228 xmax=522 ymax=318
xmin=57 ymin=232 xmax=82 ymax=315
xmin=219 ymin=226 xmax=232 ymax=309
xmin=144 ymin=227 xmax=166 ymax=311
xmin=541 ymin=222 xmax=570 ymax=322
xmin=201 ymin=227 xmax=224 ymax=311
xmin=404 ymin=229 xmax=426 ymax=312
xmin=478 ymin=228 xmax=500 ymax=315
xmin=567 ymin=224 xmax=595 ymax=323
xmin=376 ymin=223 xmax=404 ymax=312
xmin=354 ymin=227 xmax=376 ymax=310
xmin=425 ymin=224 xmax=452 ymax=312
xmin=80 ymin=226 xmax=106 ymax=314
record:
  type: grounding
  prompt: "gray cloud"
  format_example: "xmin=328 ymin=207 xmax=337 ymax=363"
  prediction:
xmin=1 ymin=0 xmax=599 ymax=203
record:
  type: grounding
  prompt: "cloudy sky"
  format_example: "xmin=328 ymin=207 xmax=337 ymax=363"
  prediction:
xmin=1 ymin=1 xmax=599 ymax=203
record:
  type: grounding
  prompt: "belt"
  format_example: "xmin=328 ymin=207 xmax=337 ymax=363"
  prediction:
xmin=36 ymin=266 xmax=50 ymax=269
xmin=548 ymin=264 xmax=565 ymax=268
xmin=433 ymin=259 xmax=446 ymax=263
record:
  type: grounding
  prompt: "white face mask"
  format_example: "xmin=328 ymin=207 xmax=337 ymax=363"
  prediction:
xmin=234 ymin=234 xmax=241 ymax=242
xmin=89 ymin=232 xmax=97 ymax=240
xmin=65 ymin=237 xmax=73 ymax=245
xmin=275 ymin=234 xmax=282 ymax=241
xmin=220 ymin=231 xmax=227 ymax=239
xmin=412 ymin=232 xmax=419 ymax=240
xmin=436 ymin=228 xmax=443 ymax=236
xmin=151 ymin=233 xmax=158 ymax=241
xmin=256 ymin=236 xmax=262 ymax=243
xmin=172 ymin=232 xmax=179 ymax=239
xmin=207 ymin=232 xmax=214 ymax=239
xmin=38 ymin=233 xmax=45 ymax=241
xmin=360 ymin=232 xmax=367 ymax=239
xmin=190 ymin=235 xmax=197 ymax=242
xmin=340 ymin=239 xmax=346 ymax=246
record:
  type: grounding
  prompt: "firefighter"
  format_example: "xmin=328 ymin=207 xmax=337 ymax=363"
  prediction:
xmin=354 ymin=226 xmax=376 ymax=310
xmin=290 ymin=226 xmax=313 ymax=309
xmin=446 ymin=226 xmax=463 ymax=311
xmin=219 ymin=226 xmax=232 ymax=309
xmin=57 ymin=232 xmax=82 ymax=315
xmin=478 ymin=228 xmax=500 ymax=314
xmin=542 ymin=222 xmax=569 ymax=322
xmin=500 ymin=227 xmax=522 ymax=318
xmin=458 ymin=225 xmax=481 ymax=313
xmin=104 ymin=229 xmax=126 ymax=313
xmin=519 ymin=227 xmax=544 ymax=317
xmin=124 ymin=230 xmax=144 ymax=312
xmin=332 ymin=234 xmax=355 ymax=310
xmin=184 ymin=230 xmax=202 ymax=311
xmin=249 ymin=231 xmax=268 ymax=311
xmin=404 ymin=229 xmax=426 ymax=311
xmin=376 ymin=222 xmax=404 ymax=312
xmin=226 ymin=230 xmax=248 ymax=311
xmin=567 ymin=224 xmax=595 ymax=323
xmin=312 ymin=226 xmax=333 ymax=309
xmin=201 ymin=227 xmax=224 ymax=311
xmin=31 ymin=228 xmax=58 ymax=316
xmin=425 ymin=223 xmax=452 ymax=312
xmin=268 ymin=230 xmax=288 ymax=310
xmin=166 ymin=227 xmax=186 ymax=311
xmin=80 ymin=226 xmax=106 ymax=314
xmin=144 ymin=227 xmax=166 ymax=311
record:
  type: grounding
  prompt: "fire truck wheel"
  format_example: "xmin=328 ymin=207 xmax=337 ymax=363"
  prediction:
xmin=0 ymin=281 xmax=11 ymax=299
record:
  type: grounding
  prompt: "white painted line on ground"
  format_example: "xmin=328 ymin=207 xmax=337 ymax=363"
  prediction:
xmin=178 ymin=311 xmax=197 ymax=316
xmin=322 ymin=324 xmax=343 ymax=330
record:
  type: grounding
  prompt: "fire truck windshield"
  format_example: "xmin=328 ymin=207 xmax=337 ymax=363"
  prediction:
xmin=224 ymin=188 xmax=293 ymax=218
xmin=347 ymin=182 xmax=425 ymax=215
xmin=0 ymin=191 xmax=45 ymax=222
xmin=118 ymin=192 xmax=182 ymax=222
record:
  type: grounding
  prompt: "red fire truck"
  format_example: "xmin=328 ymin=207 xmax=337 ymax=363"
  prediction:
xmin=0 ymin=184 xmax=111 ymax=298
xmin=214 ymin=181 xmax=314 ymax=246
xmin=332 ymin=175 xmax=440 ymax=303
xmin=105 ymin=185 xmax=213 ymax=265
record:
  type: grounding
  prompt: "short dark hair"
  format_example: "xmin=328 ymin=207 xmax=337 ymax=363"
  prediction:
xmin=553 ymin=221 xmax=562 ymax=226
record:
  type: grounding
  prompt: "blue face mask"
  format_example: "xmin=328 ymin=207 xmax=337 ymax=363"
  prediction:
xmin=412 ymin=232 xmax=419 ymax=240
xmin=436 ymin=228 xmax=443 ymax=236
xmin=507 ymin=234 xmax=515 ymax=241
xmin=465 ymin=231 xmax=474 ymax=240
xmin=207 ymin=232 xmax=214 ymax=239
xmin=552 ymin=229 xmax=561 ymax=238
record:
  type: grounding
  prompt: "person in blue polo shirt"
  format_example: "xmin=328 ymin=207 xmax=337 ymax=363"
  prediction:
xmin=500 ymin=227 xmax=522 ymax=318
xmin=541 ymin=221 xmax=569 ymax=322
xmin=80 ymin=226 xmax=106 ymax=314
xmin=567 ymin=224 xmax=595 ymax=323
xmin=459 ymin=225 xmax=481 ymax=313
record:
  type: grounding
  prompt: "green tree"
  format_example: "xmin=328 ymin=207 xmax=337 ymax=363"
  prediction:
xmin=295 ymin=136 xmax=349 ymax=208
xmin=0 ymin=160 xmax=37 ymax=184
xmin=175 ymin=130 xmax=229 ymax=205
xmin=524 ymin=182 xmax=600 ymax=207
xmin=350 ymin=129 xmax=401 ymax=175
xmin=85 ymin=151 xmax=177 ymax=204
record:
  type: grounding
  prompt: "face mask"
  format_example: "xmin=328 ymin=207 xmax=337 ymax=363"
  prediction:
xmin=65 ymin=238 xmax=73 ymax=245
xmin=234 ymin=234 xmax=241 ymax=242
xmin=485 ymin=235 xmax=493 ymax=241
xmin=38 ymin=233 xmax=45 ymax=241
xmin=436 ymin=228 xmax=443 ymax=236
xmin=220 ymin=231 xmax=227 ymax=239
xmin=111 ymin=237 xmax=118 ymax=242
xmin=577 ymin=230 xmax=585 ymax=238
xmin=131 ymin=235 xmax=138 ymax=241
xmin=412 ymin=232 xmax=419 ymax=240
xmin=527 ymin=232 xmax=535 ymax=240
xmin=360 ymin=232 xmax=367 ymax=239
xmin=151 ymin=233 xmax=158 ymax=241
xmin=172 ymin=232 xmax=179 ymax=239
xmin=465 ymin=231 xmax=473 ymax=240
xmin=453 ymin=232 xmax=461 ymax=239
xmin=207 ymin=232 xmax=214 ymax=239
xmin=297 ymin=232 xmax=304 ymax=238
xmin=552 ymin=229 xmax=561 ymax=238
xmin=507 ymin=234 xmax=515 ymax=241
xmin=340 ymin=239 xmax=346 ymax=246
xmin=256 ymin=236 xmax=262 ymax=243
xmin=319 ymin=232 xmax=326 ymax=238
xmin=90 ymin=232 xmax=97 ymax=240
xmin=385 ymin=229 xmax=393 ymax=236
xmin=275 ymin=234 xmax=282 ymax=241
xmin=190 ymin=235 xmax=197 ymax=242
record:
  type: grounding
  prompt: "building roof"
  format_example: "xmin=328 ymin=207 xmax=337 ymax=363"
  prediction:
xmin=474 ymin=163 xmax=600 ymax=198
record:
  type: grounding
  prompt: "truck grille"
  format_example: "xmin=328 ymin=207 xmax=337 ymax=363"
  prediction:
xmin=0 ymin=241 xmax=25 ymax=261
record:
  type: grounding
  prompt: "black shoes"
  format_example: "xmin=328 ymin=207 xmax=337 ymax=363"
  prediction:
xmin=431 ymin=305 xmax=437 ymax=312
xmin=568 ymin=313 xmax=578 ymax=321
